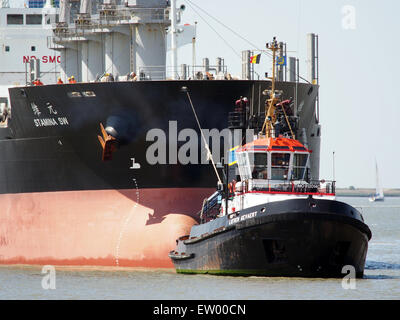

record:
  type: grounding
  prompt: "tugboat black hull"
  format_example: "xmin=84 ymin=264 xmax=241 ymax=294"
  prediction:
xmin=170 ymin=198 xmax=371 ymax=278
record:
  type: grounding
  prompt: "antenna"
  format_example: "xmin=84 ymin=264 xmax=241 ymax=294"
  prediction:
xmin=170 ymin=0 xmax=178 ymax=79
xmin=332 ymin=151 xmax=336 ymax=182
xmin=192 ymin=21 xmax=197 ymax=78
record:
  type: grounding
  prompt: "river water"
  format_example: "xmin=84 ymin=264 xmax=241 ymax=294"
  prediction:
xmin=0 ymin=197 xmax=399 ymax=300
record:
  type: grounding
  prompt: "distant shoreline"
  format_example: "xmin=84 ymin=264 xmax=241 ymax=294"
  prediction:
xmin=336 ymin=188 xmax=400 ymax=197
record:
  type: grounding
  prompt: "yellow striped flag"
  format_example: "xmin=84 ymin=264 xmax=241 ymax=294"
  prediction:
xmin=250 ymin=54 xmax=261 ymax=64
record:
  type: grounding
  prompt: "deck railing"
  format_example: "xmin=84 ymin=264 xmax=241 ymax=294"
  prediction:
xmin=51 ymin=7 xmax=169 ymax=40
xmin=236 ymin=179 xmax=336 ymax=195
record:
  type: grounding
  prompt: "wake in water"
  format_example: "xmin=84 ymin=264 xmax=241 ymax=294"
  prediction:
xmin=365 ymin=260 xmax=400 ymax=270
xmin=356 ymin=205 xmax=400 ymax=209
xmin=363 ymin=261 xmax=400 ymax=280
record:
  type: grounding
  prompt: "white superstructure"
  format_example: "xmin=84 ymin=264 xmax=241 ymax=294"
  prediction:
xmin=51 ymin=0 xmax=172 ymax=82
xmin=220 ymin=136 xmax=335 ymax=217
xmin=49 ymin=0 xmax=199 ymax=82
xmin=0 ymin=3 xmax=60 ymax=105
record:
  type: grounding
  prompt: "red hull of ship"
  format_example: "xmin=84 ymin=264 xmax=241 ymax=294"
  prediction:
xmin=0 ymin=188 xmax=213 ymax=268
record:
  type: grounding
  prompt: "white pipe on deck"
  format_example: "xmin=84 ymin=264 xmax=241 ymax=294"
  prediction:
xmin=170 ymin=0 xmax=178 ymax=79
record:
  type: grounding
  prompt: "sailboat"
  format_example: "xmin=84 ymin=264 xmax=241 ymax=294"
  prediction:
xmin=369 ymin=160 xmax=384 ymax=202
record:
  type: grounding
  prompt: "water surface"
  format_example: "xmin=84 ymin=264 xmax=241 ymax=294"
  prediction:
xmin=1 ymin=197 xmax=399 ymax=300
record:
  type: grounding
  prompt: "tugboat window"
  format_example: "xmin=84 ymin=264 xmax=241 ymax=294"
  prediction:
xmin=271 ymin=153 xmax=290 ymax=180
xmin=292 ymin=153 xmax=308 ymax=180
xmin=250 ymin=153 xmax=269 ymax=179
xmin=237 ymin=152 xmax=252 ymax=180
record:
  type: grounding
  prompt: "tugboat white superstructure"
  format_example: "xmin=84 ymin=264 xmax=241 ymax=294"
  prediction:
xmin=169 ymin=38 xmax=372 ymax=277
xmin=221 ymin=136 xmax=335 ymax=217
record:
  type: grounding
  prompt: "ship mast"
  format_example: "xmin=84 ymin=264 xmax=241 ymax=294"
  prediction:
xmin=260 ymin=37 xmax=279 ymax=138
xmin=260 ymin=37 xmax=295 ymax=139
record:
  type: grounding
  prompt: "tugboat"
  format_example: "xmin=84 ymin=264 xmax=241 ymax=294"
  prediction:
xmin=169 ymin=38 xmax=372 ymax=278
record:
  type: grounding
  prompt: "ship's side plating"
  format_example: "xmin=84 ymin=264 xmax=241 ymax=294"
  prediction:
xmin=0 ymin=79 xmax=319 ymax=267
xmin=3 ymin=80 xmax=319 ymax=193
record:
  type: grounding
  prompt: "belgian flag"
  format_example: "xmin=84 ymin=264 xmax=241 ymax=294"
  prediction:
xmin=250 ymin=53 xmax=261 ymax=64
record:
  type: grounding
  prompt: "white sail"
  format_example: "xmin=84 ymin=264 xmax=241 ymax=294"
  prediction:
xmin=375 ymin=161 xmax=384 ymax=198
xmin=370 ymin=160 xmax=384 ymax=201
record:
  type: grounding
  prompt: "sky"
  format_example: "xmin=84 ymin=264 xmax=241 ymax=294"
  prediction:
xmin=7 ymin=0 xmax=399 ymax=188
xmin=171 ymin=0 xmax=400 ymax=189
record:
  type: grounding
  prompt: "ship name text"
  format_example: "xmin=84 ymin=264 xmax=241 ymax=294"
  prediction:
xmin=23 ymin=56 xmax=61 ymax=64
xmin=228 ymin=211 xmax=257 ymax=225
xmin=34 ymin=117 xmax=69 ymax=127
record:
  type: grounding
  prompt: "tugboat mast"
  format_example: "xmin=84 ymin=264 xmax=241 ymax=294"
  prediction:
xmin=261 ymin=37 xmax=295 ymax=139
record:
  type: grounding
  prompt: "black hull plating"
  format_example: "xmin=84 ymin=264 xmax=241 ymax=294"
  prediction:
xmin=170 ymin=198 xmax=371 ymax=278
xmin=2 ymin=80 xmax=318 ymax=194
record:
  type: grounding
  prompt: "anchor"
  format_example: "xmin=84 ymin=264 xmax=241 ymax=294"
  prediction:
xmin=97 ymin=122 xmax=117 ymax=161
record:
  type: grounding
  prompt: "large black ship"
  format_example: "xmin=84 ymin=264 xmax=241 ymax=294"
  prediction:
xmin=0 ymin=78 xmax=319 ymax=267
xmin=0 ymin=0 xmax=323 ymax=267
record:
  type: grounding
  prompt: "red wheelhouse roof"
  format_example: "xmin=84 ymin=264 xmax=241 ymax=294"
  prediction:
xmin=237 ymin=136 xmax=311 ymax=153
